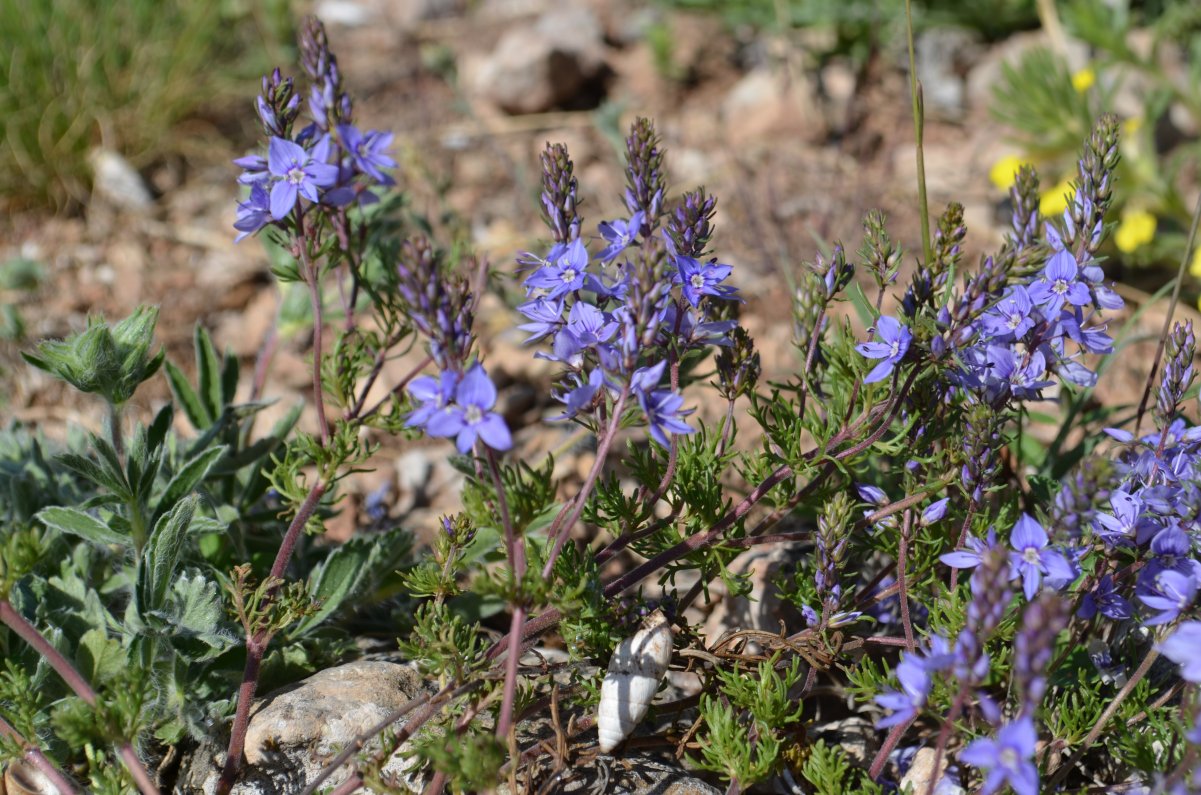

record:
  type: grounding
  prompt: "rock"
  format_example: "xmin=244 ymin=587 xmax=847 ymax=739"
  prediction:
xmin=177 ymin=661 xmax=429 ymax=794
xmin=820 ymin=59 xmax=857 ymax=136
xmin=720 ymin=67 xmax=826 ymax=148
xmin=314 ymin=0 xmax=374 ymax=26
xmin=913 ymin=27 xmax=980 ymax=120
xmin=965 ymin=30 xmax=1088 ymax=112
xmin=701 ymin=543 xmax=807 ymax=649
xmin=470 ymin=7 xmax=607 ymax=114
xmin=395 ymin=448 xmax=434 ymax=513
xmin=87 ymin=148 xmax=153 ymax=212
xmin=899 ymin=747 xmax=964 ymax=795
xmin=811 ymin=716 xmax=877 ymax=767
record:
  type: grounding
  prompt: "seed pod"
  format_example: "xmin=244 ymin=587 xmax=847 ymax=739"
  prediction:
xmin=597 ymin=609 xmax=673 ymax=753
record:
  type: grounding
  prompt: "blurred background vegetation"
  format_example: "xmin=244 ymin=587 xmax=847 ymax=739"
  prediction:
xmin=0 ymin=0 xmax=293 ymax=211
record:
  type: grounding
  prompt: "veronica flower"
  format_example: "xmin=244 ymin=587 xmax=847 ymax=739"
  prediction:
xmin=234 ymin=184 xmax=273 ymax=242
xmin=1093 ymin=489 xmax=1152 ymax=547
xmin=940 ymin=528 xmax=999 ymax=569
xmin=637 ymin=389 xmax=694 ymax=447
xmin=516 ymin=297 xmax=565 ymax=343
xmin=980 ymin=287 xmax=1035 ymax=341
xmin=1158 ymin=622 xmax=1201 ymax=682
xmin=1077 ymin=575 xmax=1132 ymax=620
xmin=856 ymin=316 xmax=912 ymax=384
xmin=337 ymin=124 xmax=396 ymax=184
xmin=405 ymin=371 xmax=457 ymax=429
xmin=550 ymin=368 xmax=603 ymax=421
xmin=921 ymin=498 xmax=950 ymax=526
xmin=597 ymin=211 xmax=644 ymax=262
xmin=562 ymin=301 xmax=618 ymax=351
xmin=1138 ymin=569 xmax=1198 ymax=626
xmin=266 ymin=136 xmax=339 ymax=219
xmin=960 ymin=718 xmax=1039 ymax=795
xmin=525 ymin=239 xmax=589 ymax=298
xmin=874 ymin=654 xmax=932 ymax=728
xmin=1007 ymin=514 xmax=1077 ymax=600
xmin=1026 ymin=248 xmax=1091 ymax=317
xmin=425 ymin=364 xmax=512 ymax=454
xmin=675 ymin=256 xmax=735 ymax=307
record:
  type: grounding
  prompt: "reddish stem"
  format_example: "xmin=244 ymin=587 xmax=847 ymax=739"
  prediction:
xmin=0 ymin=715 xmax=82 ymax=795
xmin=0 ymin=601 xmax=160 ymax=794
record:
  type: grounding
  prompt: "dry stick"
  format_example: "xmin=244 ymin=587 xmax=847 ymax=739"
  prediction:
xmin=301 ymin=237 xmax=331 ymax=446
xmin=897 ymin=509 xmax=916 ymax=652
xmin=1134 ymin=184 xmax=1201 ymax=436
xmin=0 ymin=714 xmax=82 ymax=795
xmin=0 ymin=600 xmax=160 ymax=795
xmin=359 ymin=353 xmax=434 ymax=421
xmin=217 ymin=482 xmax=328 ymax=794
xmin=1044 ymin=646 xmax=1161 ymax=791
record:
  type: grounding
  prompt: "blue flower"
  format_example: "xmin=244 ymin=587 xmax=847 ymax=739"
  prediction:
xmin=525 ymin=239 xmax=589 ymax=298
xmin=234 ymin=184 xmax=273 ymax=242
xmin=1158 ymin=622 xmax=1201 ymax=682
xmin=1078 ymin=575 xmax=1132 ymax=620
xmin=597 ymin=211 xmax=644 ymax=262
xmin=940 ymin=528 xmax=999 ymax=569
xmin=637 ymin=389 xmax=695 ymax=447
xmin=266 ymin=136 xmax=339 ymax=219
xmin=856 ymin=316 xmax=912 ymax=384
xmin=921 ymin=498 xmax=950 ymax=526
xmin=1007 ymin=514 xmax=1077 ymax=600
xmin=424 ymin=364 xmax=513 ymax=454
xmin=1138 ymin=569 xmax=1198 ymax=626
xmin=960 ymin=718 xmax=1039 ymax=795
xmin=516 ymin=297 xmax=565 ymax=343
xmin=874 ymin=635 xmax=954 ymax=728
xmin=337 ymin=124 xmax=396 ymax=185
xmin=675 ymin=256 xmax=735 ymax=307
xmin=405 ymin=371 xmax=456 ymax=429
xmin=551 ymin=368 xmax=603 ymax=421
xmin=1093 ymin=489 xmax=1153 ymax=547
xmin=980 ymin=286 xmax=1035 ymax=341
xmin=1026 ymin=248 xmax=1091 ymax=317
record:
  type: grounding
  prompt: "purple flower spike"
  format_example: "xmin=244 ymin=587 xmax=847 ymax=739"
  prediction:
xmin=1159 ymin=622 xmax=1201 ymax=682
xmin=960 ymin=718 xmax=1039 ymax=795
xmin=266 ymin=136 xmax=339 ymax=219
xmin=1007 ymin=513 xmax=1076 ymax=600
xmin=856 ymin=316 xmax=912 ymax=384
xmin=425 ymin=364 xmax=512 ymax=454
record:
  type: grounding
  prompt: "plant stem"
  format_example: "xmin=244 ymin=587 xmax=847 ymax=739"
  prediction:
xmin=897 ymin=509 xmax=916 ymax=652
xmin=1044 ymin=645 xmax=1160 ymax=790
xmin=486 ymin=447 xmax=526 ymax=741
xmin=217 ymin=481 xmax=328 ymax=794
xmin=107 ymin=401 xmax=124 ymax=463
xmin=904 ymin=0 xmax=932 ymax=265
xmin=0 ymin=600 xmax=160 ymax=794
xmin=303 ymin=252 xmax=330 ymax=446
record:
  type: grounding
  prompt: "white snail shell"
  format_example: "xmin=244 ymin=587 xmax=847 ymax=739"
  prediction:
xmin=596 ymin=609 xmax=673 ymax=753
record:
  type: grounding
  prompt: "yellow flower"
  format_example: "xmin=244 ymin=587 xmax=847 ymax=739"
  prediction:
xmin=1072 ymin=67 xmax=1096 ymax=93
xmin=1123 ymin=116 xmax=1143 ymax=136
xmin=1039 ymin=179 xmax=1074 ymax=217
xmin=989 ymin=155 xmax=1030 ymax=191
xmin=1190 ymin=247 xmax=1201 ymax=279
xmin=1114 ymin=209 xmax=1156 ymax=254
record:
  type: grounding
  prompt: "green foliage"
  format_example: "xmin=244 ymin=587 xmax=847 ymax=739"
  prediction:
xmin=0 ymin=0 xmax=292 ymax=208
xmin=800 ymin=740 xmax=884 ymax=795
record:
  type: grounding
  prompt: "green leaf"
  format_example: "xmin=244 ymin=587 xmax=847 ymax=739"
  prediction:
xmin=195 ymin=325 xmax=223 ymax=425
xmin=147 ymin=403 xmax=174 ymax=452
xmin=75 ymin=629 xmax=127 ymax=688
xmin=138 ymin=496 xmax=198 ymax=614
xmin=165 ymin=359 xmax=208 ymax=430
xmin=293 ymin=540 xmax=373 ymax=636
xmin=155 ymin=445 xmax=226 ymax=523
xmin=55 ymin=452 xmax=131 ymax=501
xmin=153 ymin=570 xmax=234 ymax=661
xmin=36 ymin=506 xmax=128 ymax=547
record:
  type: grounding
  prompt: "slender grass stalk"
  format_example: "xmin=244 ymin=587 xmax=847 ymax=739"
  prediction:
xmin=904 ymin=0 xmax=932 ymax=265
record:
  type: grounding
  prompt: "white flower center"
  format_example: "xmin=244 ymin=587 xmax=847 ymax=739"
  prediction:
xmin=287 ymin=165 xmax=306 ymax=186
xmin=1052 ymin=279 xmax=1068 ymax=295
xmin=561 ymin=268 xmax=577 ymax=284
xmin=888 ymin=341 xmax=900 ymax=357
xmin=1000 ymin=748 xmax=1019 ymax=769
xmin=463 ymin=405 xmax=483 ymax=425
xmin=1023 ymin=547 xmax=1040 ymax=564
xmin=1007 ymin=312 xmax=1022 ymax=329
xmin=690 ymin=274 xmax=706 ymax=290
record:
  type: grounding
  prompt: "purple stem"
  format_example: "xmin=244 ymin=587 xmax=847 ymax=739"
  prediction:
xmin=0 ymin=601 xmax=160 ymax=794
xmin=0 ymin=715 xmax=82 ymax=795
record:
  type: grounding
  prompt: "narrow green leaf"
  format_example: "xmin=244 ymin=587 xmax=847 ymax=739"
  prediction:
xmin=195 ymin=325 xmax=223 ymax=425
xmin=155 ymin=445 xmax=226 ymax=523
xmin=37 ymin=506 xmax=128 ymax=547
xmin=139 ymin=496 xmax=198 ymax=613
xmin=55 ymin=452 xmax=131 ymax=500
xmin=221 ymin=348 xmax=239 ymax=406
xmin=147 ymin=403 xmax=174 ymax=452
xmin=165 ymin=359 xmax=208 ymax=430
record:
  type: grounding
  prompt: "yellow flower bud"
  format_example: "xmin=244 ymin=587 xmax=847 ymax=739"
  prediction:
xmin=1190 ymin=246 xmax=1201 ymax=279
